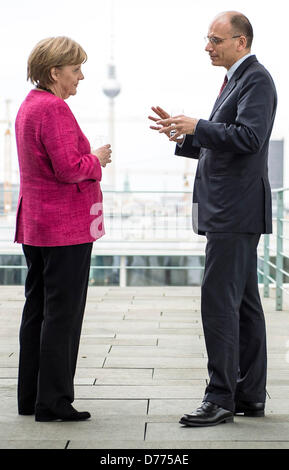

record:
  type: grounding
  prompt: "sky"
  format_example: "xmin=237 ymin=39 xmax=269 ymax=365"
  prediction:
xmin=0 ymin=0 xmax=288 ymax=191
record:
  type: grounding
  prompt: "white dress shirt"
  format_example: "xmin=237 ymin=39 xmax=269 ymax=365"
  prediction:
xmin=226 ymin=52 xmax=253 ymax=82
xmin=177 ymin=52 xmax=253 ymax=147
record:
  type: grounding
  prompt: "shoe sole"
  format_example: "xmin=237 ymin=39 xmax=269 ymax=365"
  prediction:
xmin=179 ymin=416 xmax=234 ymax=427
xmin=35 ymin=416 xmax=91 ymax=422
xmin=234 ymin=410 xmax=265 ymax=417
xmin=35 ymin=416 xmax=62 ymax=422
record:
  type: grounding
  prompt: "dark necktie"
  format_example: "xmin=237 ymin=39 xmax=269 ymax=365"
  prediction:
xmin=218 ymin=75 xmax=228 ymax=97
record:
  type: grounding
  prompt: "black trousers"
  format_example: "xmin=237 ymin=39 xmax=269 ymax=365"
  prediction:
xmin=18 ymin=243 xmax=92 ymax=414
xmin=201 ymin=232 xmax=267 ymax=412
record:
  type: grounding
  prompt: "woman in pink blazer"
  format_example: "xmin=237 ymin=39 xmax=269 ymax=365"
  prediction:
xmin=15 ymin=36 xmax=111 ymax=422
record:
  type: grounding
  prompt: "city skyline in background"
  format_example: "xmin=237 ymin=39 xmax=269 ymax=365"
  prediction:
xmin=0 ymin=0 xmax=287 ymax=192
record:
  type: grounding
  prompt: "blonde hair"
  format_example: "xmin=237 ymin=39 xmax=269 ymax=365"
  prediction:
xmin=27 ymin=36 xmax=87 ymax=87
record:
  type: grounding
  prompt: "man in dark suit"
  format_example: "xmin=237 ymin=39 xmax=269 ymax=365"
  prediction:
xmin=149 ymin=11 xmax=277 ymax=426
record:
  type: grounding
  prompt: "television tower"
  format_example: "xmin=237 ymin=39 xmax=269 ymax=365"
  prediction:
xmin=102 ymin=0 xmax=121 ymax=190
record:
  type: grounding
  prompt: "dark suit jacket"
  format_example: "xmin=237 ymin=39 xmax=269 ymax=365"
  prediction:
xmin=175 ymin=55 xmax=277 ymax=235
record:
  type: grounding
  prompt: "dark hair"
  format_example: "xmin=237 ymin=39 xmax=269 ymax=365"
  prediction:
xmin=230 ymin=14 xmax=253 ymax=48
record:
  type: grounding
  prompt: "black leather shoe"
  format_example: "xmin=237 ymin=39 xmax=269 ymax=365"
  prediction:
xmin=179 ymin=401 xmax=233 ymax=427
xmin=234 ymin=400 xmax=265 ymax=417
xmin=35 ymin=405 xmax=91 ymax=422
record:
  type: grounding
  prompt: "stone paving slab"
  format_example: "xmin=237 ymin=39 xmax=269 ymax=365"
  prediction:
xmin=80 ymin=337 xmax=158 ymax=346
xmin=0 ymin=373 xmax=205 ymax=389
xmin=160 ymin=309 xmax=201 ymax=315
xmin=157 ymin=337 xmax=204 ymax=346
xmin=0 ymin=355 xmax=106 ymax=368
xmin=77 ymin=345 xmax=111 ymax=355
xmin=73 ymin=357 xmax=106 ymax=368
xmin=266 ymin=386 xmax=289 ymax=398
xmin=0 ymin=368 xmax=18 ymax=378
xmin=94 ymin=379 xmax=206 ymax=386
xmin=159 ymin=322 xmax=201 ymax=329
xmin=267 ymin=358 xmax=289 ymax=369
xmin=114 ymin=328 xmax=204 ymax=337
xmin=123 ymin=312 xmax=162 ymax=319
xmin=84 ymin=313 xmax=126 ymax=320
xmin=108 ymin=346 xmax=204 ymax=357
xmin=0 ymin=384 xmax=18 ymax=400
xmin=74 ymin=385 xmax=205 ymax=399
xmin=0 ymin=285 xmax=289 ymax=450
xmin=0 ymin=345 xmax=19 ymax=354
xmin=148 ymin=397 xmax=289 ymax=416
xmin=267 ymin=346 xmax=288 ymax=354
xmin=81 ymin=331 xmax=115 ymax=338
xmin=0 ymin=357 xmax=20 ymax=368
xmin=75 ymin=368 xmax=153 ymax=380
xmin=264 ymin=399 xmax=289 ymax=414
xmin=104 ymin=357 xmax=208 ymax=368
xmin=87 ymin=305 xmax=133 ymax=312
xmin=0 ymin=418 xmax=145 ymax=442
xmin=146 ymin=415 xmax=289 ymax=442
xmin=0 ymin=440 xmax=67 ymax=449
xmin=148 ymin=399 xmax=202 ymax=415
xmin=0 ymin=377 xmax=208 ymax=387
xmin=73 ymin=399 xmax=148 ymax=415
xmin=160 ymin=313 xmax=201 ymax=319
xmin=0 ymin=379 xmax=17 ymax=386
xmin=265 ymin=369 xmax=289 ymax=380
xmin=82 ymin=320 xmax=161 ymax=329
xmin=82 ymin=326 xmax=209 ymax=336
xmin=67 ymin=440 xmax=289 ymax=449
xmin=153 ymin=368 xmax=209 ymax=380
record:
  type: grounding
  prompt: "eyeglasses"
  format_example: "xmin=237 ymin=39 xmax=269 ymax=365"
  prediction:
xmin=204 ymin=35 xmax=242 ymax=45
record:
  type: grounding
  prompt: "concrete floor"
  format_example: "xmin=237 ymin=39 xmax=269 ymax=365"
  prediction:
xmin=0 ymin=285 xmax=289 ymax=450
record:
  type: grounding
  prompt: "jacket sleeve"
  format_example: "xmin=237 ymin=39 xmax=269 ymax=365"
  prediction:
xmin=194 ymin=71 xmax=277 ymax=154
xmin=174 ymin=134 xmax=201 ymax=159
xmin=41 ymin=101 xmax=102 ymax=183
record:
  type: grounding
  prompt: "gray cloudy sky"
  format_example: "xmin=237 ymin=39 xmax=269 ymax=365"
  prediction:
xmin=0 ymin=0 xmax=287 ymax=190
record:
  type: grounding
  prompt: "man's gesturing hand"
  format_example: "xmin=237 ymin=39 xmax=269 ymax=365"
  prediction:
xmin=156 ymin=115 xmax=199 ymax=141
xmin=148 ymin=106 xmax=184 ymax=143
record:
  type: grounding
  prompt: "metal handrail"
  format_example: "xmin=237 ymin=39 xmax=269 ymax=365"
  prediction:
xmin=1 ymin=186 xmax=289 ymax=308
xmin=0 ymin=265 xmax=204 ymax=271
xmin=261 ymin=187 xmax=289 ymax=310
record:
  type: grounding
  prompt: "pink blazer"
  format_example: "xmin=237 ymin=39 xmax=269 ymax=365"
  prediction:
xmin=14 ymin=90 xmax=105 ymax=246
